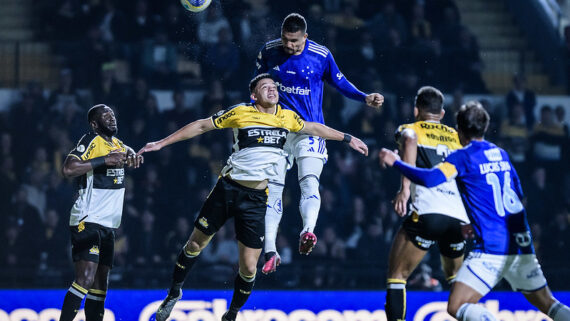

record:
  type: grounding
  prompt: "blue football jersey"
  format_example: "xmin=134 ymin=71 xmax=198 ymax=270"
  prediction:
xmin=440 ymin=140 xmax=533 ymax=255
xmin=255 ymin=39 xmax=366 ymax=124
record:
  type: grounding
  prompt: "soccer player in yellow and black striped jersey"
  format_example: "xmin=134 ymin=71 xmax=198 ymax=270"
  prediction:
xmin=384 ymin=87 xmax=469 ymax=321
xmin=137 ymin=73 xmax=368 ymax=321
xmin=59 ymin=104 xmax=143 ymax=321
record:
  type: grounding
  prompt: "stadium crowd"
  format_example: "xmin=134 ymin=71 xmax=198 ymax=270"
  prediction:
xmin=0 ymin=0 xmax=569 ymax=289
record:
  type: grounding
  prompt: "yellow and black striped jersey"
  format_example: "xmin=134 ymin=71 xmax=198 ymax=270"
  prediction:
xmin=210 ymin=103 xmax=305 ymax=181
xmin=68 ymin=132 xmax=127 ymax=228
xmin=396 ymin=121 xmax=468 ymax=222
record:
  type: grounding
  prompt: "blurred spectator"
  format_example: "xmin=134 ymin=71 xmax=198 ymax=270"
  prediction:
xmin=201 ymin=27 xmax=240 ymax=86
xmin=198 ymin=5 xmax=232 ymax=45
xmin=132 ymin=209 xmax=163 ymax=266
xmin=125 ymin=0 xmax=158 ymax=43
xmin=541 ymin=207 xmax=570 ymax=267
xmin=47 ymin=68 xmax=84 ymax=115
xmin=92 ymin=62 xmax=124 ymax=108
xmin=529 ymin=105 xmax=566 ymax=165
xmin=506 ymin=74 xmax=537 ymax=129
xmin=141 ymin=29 xmax=178 ymax=88
xmin=499 ymin=102 xmax=529 ymax=164
xmin=38 ymin=208 xmax=69 ymax=270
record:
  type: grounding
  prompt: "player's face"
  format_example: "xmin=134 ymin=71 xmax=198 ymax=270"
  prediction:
xmin=96 ymin=107 xmax=118 ymax=137
xmin=281 ymin=31 xmax=307 ymax=55
xmin=253 ymin=78 xmax=279 ymax=106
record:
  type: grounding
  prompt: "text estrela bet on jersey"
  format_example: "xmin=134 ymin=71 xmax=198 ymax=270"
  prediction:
xmin=211 ymin=103 xmax=304 ymax=181
xmin=438 ymin=140 xmax=531 ymax=255
xmin=68 ymin=133 xmax=127 ymax=228
xmin=396 ymin=121 xmax=468 ymax=222
xmin=256 ymin=39 xmax=366 ymax=124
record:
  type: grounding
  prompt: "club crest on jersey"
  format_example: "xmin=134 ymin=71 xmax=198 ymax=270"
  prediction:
xmin=198 ymin=217 xmax=209 ymax=228
xmin=89 ymin=246 xmax=100 ymax=255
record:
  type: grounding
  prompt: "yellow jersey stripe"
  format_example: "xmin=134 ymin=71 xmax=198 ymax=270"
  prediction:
xmin=437 ymin=162 xmax=458 ymax=180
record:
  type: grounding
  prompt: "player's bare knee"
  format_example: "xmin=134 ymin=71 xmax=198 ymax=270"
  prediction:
xmin=240 ymin=266 xmax=257 ymax=280
xmin=76 ymin=273 xmax=95 ymax=289
xmin=185 ymin=240 xmax=204 ymax=254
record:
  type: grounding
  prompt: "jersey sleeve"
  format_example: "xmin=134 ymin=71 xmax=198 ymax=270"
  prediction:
xmin=68 ymin=134 xmax=96 ymax=161
xmin=210 ymin=105 xmax=241 ymax=129
xmin=393 ymin=160 xmax=447 ymax=187
xmin=437 ymin=150 xmax=467 ymax=180
xmin=323 ymin=52 xmax=367 ymax=102
xmin=254 ymin=44 xmax=269 ymax=75
xmin=283 ymin=110 xmax=305 ymax=132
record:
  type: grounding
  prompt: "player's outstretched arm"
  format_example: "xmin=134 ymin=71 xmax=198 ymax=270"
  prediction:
xmin=301 ymin=122 xmax=368 ymax=156
xmin=137 ymin=118 xmax=215 ymax=156
xmin=379 ymin=148 xmax=447 ymax=188
xmin=393 ymin=129 xmax=417 ymax=217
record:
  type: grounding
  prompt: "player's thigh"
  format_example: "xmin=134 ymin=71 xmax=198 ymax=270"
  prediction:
xmin=194 ymin=178 xmax=230 ymax=237
xmin=387 ymin=227 xmax=427 ymax=280
xmin=234 ymin=187 xmax=267 ymax=250
xmin=289 ymin=133 xmax=328 ymax=166
xmin=455 ymin=253 xmax=504 ymax=298
xmin=503 ymin=254 xmax=548 ymax=293
xmin=522 ymin=286 xmax=557 ymax=314
xmin=237 ymin=241 xmax=262 ymax=275
xmin=440 ymin=255 xmax=464 ymax=280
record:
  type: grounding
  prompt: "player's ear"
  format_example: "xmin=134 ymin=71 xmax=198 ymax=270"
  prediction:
xmin=413 ymin=107 xmax=419 ymax=118
xmin=250 ymin=92 xmax=257 ymax=102
xmin=304 ymin=33 xmax=308 ymax=40
xmin=440 ymin=109 xmax=445 ymax=120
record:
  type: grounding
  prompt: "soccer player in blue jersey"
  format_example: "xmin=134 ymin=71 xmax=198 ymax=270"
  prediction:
xmin=379 ymin=101 xmax=570 ymax=321
xmin=255 ymin=13 xmax=384 ymax=273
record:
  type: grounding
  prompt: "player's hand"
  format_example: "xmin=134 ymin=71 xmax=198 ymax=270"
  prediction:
xmin=137 ymin=142 xmax=162 ymax=156
xmin=379 ymin=148 xmax=400 ymax=168
xmin=365 ymin=93 xmax=384 ymax=109
xmin=392 ymin=189 xmax=410 ymax=217
xmin=126 ymin=151 xmax=144 ymax=168
xmin=349 ymin=137 xmax=368 ymax=156
xmin=105 ymin=151 xmax=127 ymax=167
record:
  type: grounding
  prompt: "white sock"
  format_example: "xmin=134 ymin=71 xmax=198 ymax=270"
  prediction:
xmin=456 ymin=303 xmax=497 ymax=321
xmin=297 ymin=157 xmax=324 ymax=235
xmin=548 ymin=301 xmax=570 ymax=321
xmin=265 ymin=182 xmax=284 ymax=254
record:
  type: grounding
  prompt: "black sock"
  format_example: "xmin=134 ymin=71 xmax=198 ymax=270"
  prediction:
xmin=59 ymin=282 xmax=88 ymax=321
xmin=169 ymin=247 xmax=199 ymax=297
xmin=84 ymin=289 xmax=106 ymax=321
xmin=226 ymin=273 xmax=255 ymax=320
xmin=385 ymin=279 xmax=406 ymax=321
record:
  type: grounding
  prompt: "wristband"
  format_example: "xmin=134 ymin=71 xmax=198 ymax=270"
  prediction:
xmin=90 ymin=156 xmax=106 ymax=169
xmin=343 ymin=133 xmax=352 ymax=143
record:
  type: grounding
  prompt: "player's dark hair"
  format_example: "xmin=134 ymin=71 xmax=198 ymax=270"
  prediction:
xmin=88 ymin=104 xmax=108 ymax=123
xmin=249 ymin=73 xmax=274 ymax=93
xmin=282 ymin=13 xmax=307 ymax=34
xmin=456 ymin=101 xmax=490 ymax=139
xmin=415 ymin=86 xmax=444 ymax=114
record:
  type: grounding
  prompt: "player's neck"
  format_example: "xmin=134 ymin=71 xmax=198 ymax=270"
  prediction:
xmin=255 ymin=103 xmax=277 ymax=114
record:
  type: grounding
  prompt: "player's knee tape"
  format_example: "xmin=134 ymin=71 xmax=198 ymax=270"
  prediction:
xmin=548 ymin=301 xmax=570 ymax=321
xmin=299 ymin=174 xmax=321 ymax=233
xmin=446 ymin=275 xmax=457 ymax=284
xmin=239 ymin=270 xmax=256 ymax=282
xmin=184 ymin=245 xmax=201 ymax=257
xmin=457 ymin=303 xmax=497 ymax=321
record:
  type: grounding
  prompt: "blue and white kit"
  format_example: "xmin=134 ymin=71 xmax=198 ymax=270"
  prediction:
xmin=393 ymin=140 xmax=548 ymax=295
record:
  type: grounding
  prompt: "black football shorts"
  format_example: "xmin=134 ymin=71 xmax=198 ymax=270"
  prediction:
xmin=70 ymin=222 xmax=115 ymax=267
xmin=403 ymin=212 xmax=466 ymax=258
xmin=195 ymin=176 xmax=268 ymax=249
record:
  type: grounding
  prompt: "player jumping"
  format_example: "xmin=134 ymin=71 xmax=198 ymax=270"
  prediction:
xmin=255 ymin=13 xmax=384 ymax=274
